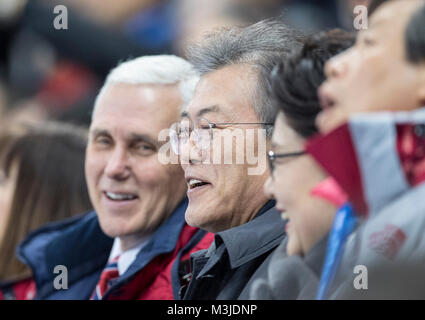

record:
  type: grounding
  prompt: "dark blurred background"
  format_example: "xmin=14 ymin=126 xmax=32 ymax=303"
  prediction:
xmin=0 ymin=0 xmax=369 ymax=128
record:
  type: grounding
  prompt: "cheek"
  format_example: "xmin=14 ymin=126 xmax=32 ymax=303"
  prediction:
xmin=286 ymin=227 xmax=303 ymax=256
xmin=272 ymin=175 xmax=293 ymax=204
xmin=287 ymin=197 xmax=323 ymax=252
xmin=357 ymin=60 xmax=415 ymax=112
xmin=350 ymin=51 xmax=398 ymax=102
xmin=286 ymin=161 xmax=327 ymax=215
xmin=134 ymin=163 xmax=159 ymax=187
xmin=135 ymin=161 xmax=185 ymax=190
xmin=347 ymin=60 xmax=378 ymax=95
xmin=162 ymin=165 xmax=186 ymax=191
xmin=85 ymin=151 xmax=104 ymax=183
xmin=274 ymin=166 xmax=305 ymax=207
xmin=338 ymin=50 xmax=380 ymax=95
xmin=220 ymin=165 xmax=246 ymax=193
xmin=386 ymin=64 xmax=420 ymax=109
xmin=299 ymin=205 xmax=334 ymax=251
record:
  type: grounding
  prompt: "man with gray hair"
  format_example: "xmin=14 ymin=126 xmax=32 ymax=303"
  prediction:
xmin=170 ymin=19 xmax=304 ymax=299
xmin=18 ymin=55 xmax=214 ymax=300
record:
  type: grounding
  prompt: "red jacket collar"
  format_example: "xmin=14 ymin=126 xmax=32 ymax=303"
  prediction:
xmin=306 ymin=109 xmax=425 ymax=219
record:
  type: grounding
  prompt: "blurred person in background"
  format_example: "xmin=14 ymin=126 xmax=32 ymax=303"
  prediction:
xmin=60 ymin=0 xmax=158 ymax=26
xmin=337 ymin=0 xmax=370 ymax=30
xmin=304 ymin=0 xmax=425 ymax=298
xmin=280 ymin=0 xmax=340 ymax=34
xmin=175 ymin=0 xmax=284 ymax=54
xmin=0 ymin=0 xmax=155 ymax=128
xmin=0 ymin=122 xmax=92 ymax=300
xmin=0 ymin=0 xmax=353 ymax=129
xmin=317 ymin=0 xmax=425 ymax=133
xmin=246 ymin=29 xmax=354 ymax=300
xmin=17 ymin=55 xmax=213 ymax=300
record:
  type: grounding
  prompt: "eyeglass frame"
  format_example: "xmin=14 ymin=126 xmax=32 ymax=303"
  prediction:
xmin=170 ymin=116 xmax=274 ymax=154
xmin=267 ymin=149 xmax=306 ymax=175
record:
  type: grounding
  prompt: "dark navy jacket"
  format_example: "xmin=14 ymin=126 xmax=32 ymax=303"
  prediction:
xmin=17 ymin=199 xmax=208 ymax=299
xmin=183 ymin=201 xmax=287 ymax=300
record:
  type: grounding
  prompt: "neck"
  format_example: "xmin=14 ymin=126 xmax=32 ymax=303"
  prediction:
xmin=119 ymin=233 xmax=150 ymax=252
xmin=234 ymin=193 xmax=271 ymax=229
xmin=241 ymin=174 xmax=271 ymax=223
xmin=247 ymin=197 xmax=272 ymax=221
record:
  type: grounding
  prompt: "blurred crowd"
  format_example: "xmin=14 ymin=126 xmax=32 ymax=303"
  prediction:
xmin=0 ymin=0 xmax=369 ymax=127
xmin=1 ymin=0 xmax=425 ymax=301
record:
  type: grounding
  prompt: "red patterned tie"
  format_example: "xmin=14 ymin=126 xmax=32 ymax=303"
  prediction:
xmin=91 ymin=256 xmax=119 ymax=300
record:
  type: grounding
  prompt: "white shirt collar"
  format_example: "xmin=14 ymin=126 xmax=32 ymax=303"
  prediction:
xmin=108 ymin=236 xmax=151 ymax=276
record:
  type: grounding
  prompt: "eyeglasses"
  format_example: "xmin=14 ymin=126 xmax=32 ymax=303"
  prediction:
xmin=267 ymin=150 xmax=306 ymax=174
xmin=169 ymin=117 xmax=273 ymax=155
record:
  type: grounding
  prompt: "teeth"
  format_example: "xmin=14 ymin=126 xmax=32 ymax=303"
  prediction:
xmin=188 ymin=179 xmax=209 ymax=189
xmin=189 ymin=179 xmax=203 ymax=187
xmin=106 ymin=192 xmax=137 ymax=201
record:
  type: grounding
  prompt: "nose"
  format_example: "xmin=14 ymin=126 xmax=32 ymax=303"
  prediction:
xmin=105 ymin=146 xmax=131 ymax=180
xmin=325 ymin=51 xmax=349 ymax=80
xmin=263 ymin=176 xmax=275 ymax=200
xmin=179 ymin=136 xmax=204 ymax=166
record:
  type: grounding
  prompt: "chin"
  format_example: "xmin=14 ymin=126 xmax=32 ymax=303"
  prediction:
xmin=186 ymin=207 xmax=218 ymax=233
xmin=98 ymin=215 xmax=129 ymax=238
xmin=184 ymin=207 xmax=200 ymax=228
xmin=100 ymin=226 xmax=124 ymax=238
xmin=286 ymin=239 xmax=303 ymax=257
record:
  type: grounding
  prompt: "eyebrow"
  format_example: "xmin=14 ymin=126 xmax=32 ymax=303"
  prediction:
xmin=129 ymin=133 xmax=158 ymax=147
xmin=90 ymin=128 xmax=158 ymax=146
xmin=89 ymin=128 xmax=110 ymax=138
xmin=271 ymin=142 xmax=282 ymax=150
xmin=180 ymin=105 xmax=221 ymax=119
xmin=197 ymin=105 xmax=220 ymax=118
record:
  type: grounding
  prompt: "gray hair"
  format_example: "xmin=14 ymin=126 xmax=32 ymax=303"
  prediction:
xmin=93 ymin=55 xmax=199 ymax=117
xmin=186 ymin=18 xmax=304 ymax=136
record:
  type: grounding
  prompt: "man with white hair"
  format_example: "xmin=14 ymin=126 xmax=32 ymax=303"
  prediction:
xmin=17 ymin=55 xmax=214 ymax=300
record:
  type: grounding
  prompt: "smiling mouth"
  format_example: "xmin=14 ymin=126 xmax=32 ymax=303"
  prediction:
xmin=104 ymin=191 xmax=138 ymax=201
xmin=276 ymin=206 xmax=288 ymax=220
xmin=187 ymin=179 xmax=211 ymax=190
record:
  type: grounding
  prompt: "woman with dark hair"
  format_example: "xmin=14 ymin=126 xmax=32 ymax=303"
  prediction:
xmin=0 ymin=122 xmax=92 ymax=300
xmin=247 ymin=29 xmax=354 ymax=300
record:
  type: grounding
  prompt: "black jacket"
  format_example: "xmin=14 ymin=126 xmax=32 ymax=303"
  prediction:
xmin=246 ymin=234 xmax=328 ymax=300
xmin=182 ymin=201 xmax=286 ymax=300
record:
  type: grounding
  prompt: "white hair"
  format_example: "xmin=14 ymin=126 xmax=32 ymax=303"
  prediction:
xmin=93 ymin=55 xmax=199 ymax=116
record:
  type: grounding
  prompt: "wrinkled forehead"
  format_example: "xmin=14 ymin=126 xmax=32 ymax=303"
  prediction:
xmin=92 ymin=83 xmax=182 ymax=130
xmin=185 ymin=67 xmax=259 ymax=123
